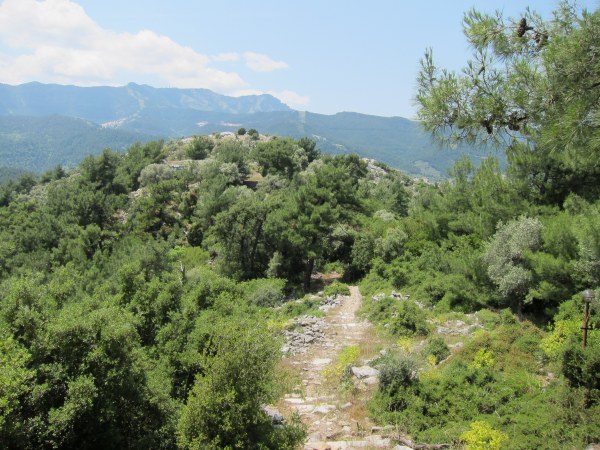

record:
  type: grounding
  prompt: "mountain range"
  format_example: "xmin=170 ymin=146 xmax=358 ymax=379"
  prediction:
xmin=0 ymin=82 xmax=500 ymax=178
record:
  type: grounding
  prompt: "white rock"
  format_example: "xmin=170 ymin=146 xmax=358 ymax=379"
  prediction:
xmin=351 ymin=365 xmax=380 ymax=379
xmin=363 ymin=376 xmax=379 ymax=385
xmin=312 ymin=404 xmax=336 ymax=414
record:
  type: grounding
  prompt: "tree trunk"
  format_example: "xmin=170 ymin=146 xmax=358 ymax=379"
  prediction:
xmin=516 ymin=298 xmax=524 ymax=321
xmin=303 ymin=258 xmax=314 ymax=292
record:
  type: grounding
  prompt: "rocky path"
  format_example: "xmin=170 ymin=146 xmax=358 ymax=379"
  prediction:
xmin=275 ymin=286 xmax=397 ymax=450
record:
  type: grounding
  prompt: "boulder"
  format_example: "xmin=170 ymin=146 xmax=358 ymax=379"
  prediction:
xmin=351 ymin=365 xmax=380 ymax=379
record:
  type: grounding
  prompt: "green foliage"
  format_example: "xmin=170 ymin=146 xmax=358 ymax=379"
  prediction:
xmin=3 ymin=38 xmax=600 ymax=446
xmin=417 ymin=2 xmax=600 ymax=204
xmin=460 ymin=421 xmax=508 ymax=450
xmin=208 ymin=192 xmax=272 ymax=280
xmin=422 ymin=336 xmax=450 ymax=364
xmin=322 ymin=345 xmax=360 ymax=382
xmin=240 ymin=278 xmax=286 ymax=307
xmin=280 ymin=296 xmax=324 ymax=319
xmin=469 ymin=348 xmax=495 ymax=370
xmin=213 ymin=140 xmax=250 ymax=182
xmin=378 ymin=353 xmax=419 ymax=398
xmin=0 ymin=337 xmax=33 ymax=435
xmin=483 ymin=216 xmax=543 ymax=313
xmin=247 ymin=129 xmax=259 ymax=140
xmin=253 ymin=138 xmax=308 ymax=179
xmin=364 ymin=297 xmax=429 ymax=337
xmin=541 ymin=319 xmax=582 ymax=360
xmin=561 ymin=340 xmax=600 ymax=396
xmin=186 ymin=136 xmax=214 ymax=160
xmin=0 ymin=115 xmax=156 ymax=173
xmin=367 ymin=317 xmax=600 ymax=448
xmin=139 ymin=163 xmax=175 ymax=187
xmin=296 ymin=137 xmax=320 ymax=163
xmin=177 ymin=321 xmax=304 ymax=449
xmin=323 ymin=280 xmax=350 ymax=297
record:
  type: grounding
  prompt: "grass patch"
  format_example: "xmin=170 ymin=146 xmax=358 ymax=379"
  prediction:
xmin=280 ymin=296 xmax=325 ymax=319
xmin=322 ymin=345 xmax=361 ymax=383
xmin=323 ymin=280 xmax=351 ymax=297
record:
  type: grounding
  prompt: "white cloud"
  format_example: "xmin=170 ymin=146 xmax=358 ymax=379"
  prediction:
xmin=0 ymin=0 xmax=304 ymax=107
xmin=213 ymin=52 xmax=240 ymax=62
xmin=0 ymin=0 xmax=249 ymax=92
xmin=244 ymin=52 xmax=288 ymax=72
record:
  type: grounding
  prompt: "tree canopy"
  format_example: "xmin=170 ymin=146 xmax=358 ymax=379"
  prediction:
xmin=417 ymin=1 xmax=600 ymax=204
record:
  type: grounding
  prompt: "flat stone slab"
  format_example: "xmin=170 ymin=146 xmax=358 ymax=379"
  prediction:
xmin=294 ymin=404 xmax=317 ymax=414
xmin=351 ymin=365 xmax=380 ymax=379
xmin=312 ymin=404 xmax=336 ymax=414
xmin=304 ymin=437 xmax=391 ymax=449
xmin=312 ymin=358 xmax=333 ymax=366
xmin=284 ymin=398 xmax=306 ymax=404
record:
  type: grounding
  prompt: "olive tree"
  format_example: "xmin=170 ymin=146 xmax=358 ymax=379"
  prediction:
xmin=483 ymin=216 xmax=543 ymax=316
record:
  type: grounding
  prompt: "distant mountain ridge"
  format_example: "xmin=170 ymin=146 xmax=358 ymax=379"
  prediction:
xmin=0 ymin=82 xmax=500 ymax=178
xmin=0 ymin=82 xmax=290 ymax=123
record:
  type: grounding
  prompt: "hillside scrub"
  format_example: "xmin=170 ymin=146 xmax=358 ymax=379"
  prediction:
xmin=1 ymin=3 xmax=600 ymax=444
xmin=0 ymin=119 xmax=599 ymax=446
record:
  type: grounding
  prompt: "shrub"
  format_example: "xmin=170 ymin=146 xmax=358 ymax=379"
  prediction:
xmin=322 ymin=345 xmax=360 ymax=382
xmin=363 ymin=296 xmax=429 ymax=337
xmin=177 ymin=321 xmax=305 ymax=449
xmin=390 ymin=301 xmax=429 ymax=337
xmin=460 ymin=421 xmax=508 ymax=450
xmin=280 ymin=297 xmax=323 ymax=318
xmin=469 ymin=348 xmax=495 ymax=370
xmin=358 ymin=270 xmax=393 ymax=298
xmin=323 ymin=281 xmax=350 ymax=298
xmin=541 ymin=319 xmax=580 ymax=360
xmin=240 ymin=278 xmax=286 ymax=307
xmin=422 ymin=336 xmax=450 ymax=364
xmin=237 ymin=127 xmax=246 ymax=136
xmin=186 ymin=136 xmax=214 ymax=160
xmin=138 ymin=164 xmax=174 ymax=187
xmin=378 ymin=353 xmax=419 ymax=397
xmin=562 ymin=340 xmax=600 ymax=394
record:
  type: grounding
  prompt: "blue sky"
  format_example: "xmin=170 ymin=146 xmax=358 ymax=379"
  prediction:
xmin=0 ymin=0 xmax=597 ymax=118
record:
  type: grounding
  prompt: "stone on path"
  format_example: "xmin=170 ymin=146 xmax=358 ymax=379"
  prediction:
xmin=351 ymin=365 xmax=380 ymax=379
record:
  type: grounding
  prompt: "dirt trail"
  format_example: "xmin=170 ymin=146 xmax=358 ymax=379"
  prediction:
xmin=276 ymin=286 xmax=396 ymax=450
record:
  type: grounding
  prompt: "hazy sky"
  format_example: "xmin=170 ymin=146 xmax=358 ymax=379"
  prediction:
xmin=0 ymin=0 xmax=597 ymax=118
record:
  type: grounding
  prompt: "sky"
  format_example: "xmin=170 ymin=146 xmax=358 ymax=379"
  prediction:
xmin=0 ymin=0 xmax=598 ymax=118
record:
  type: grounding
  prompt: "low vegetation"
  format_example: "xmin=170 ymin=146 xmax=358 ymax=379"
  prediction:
xmin=0 ymin=2 xmax=599 ymax=449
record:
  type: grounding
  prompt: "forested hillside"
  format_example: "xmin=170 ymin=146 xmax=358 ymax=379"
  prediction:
xmin=0 ymin=83 xmax=495 ymax=179
xmin=0 ymin=2 xmax=599 ymax=449
xmin=0 ymin=115 xmax=157 ymax=172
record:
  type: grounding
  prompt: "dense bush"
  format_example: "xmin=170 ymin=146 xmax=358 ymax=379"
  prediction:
xmin=186 ymin=136 xmax=214 ymax=160
xmin=323 ymin=280 xmax=351 ymax=297
xmin=364 ymin=297 xmax=429 ymax=337
xmin=240 ymin=278 xmax=286 ymax=307
xmin=378 ymin=353 xmax=419 ymax=398
xmin=422 ymin=336 xmax=450 ymax=364
xmin=177 ymin=321 xmax=305 ymax=449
